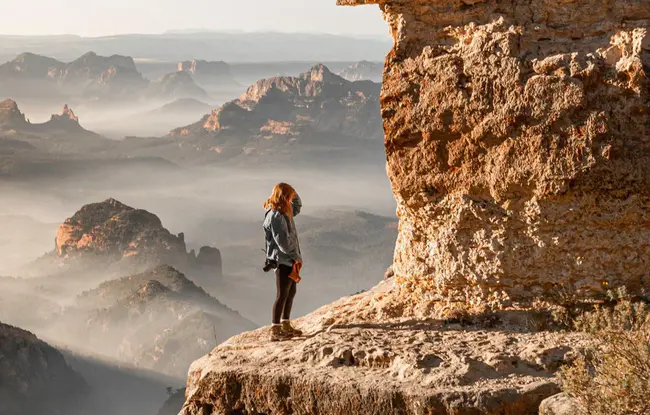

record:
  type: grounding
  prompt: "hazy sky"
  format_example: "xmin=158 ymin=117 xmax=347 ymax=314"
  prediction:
xmin=1 ymin=0 xmax=388 ymax=37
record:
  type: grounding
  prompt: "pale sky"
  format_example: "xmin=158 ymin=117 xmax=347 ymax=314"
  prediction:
xmin=1 ymin=0 xmax=388 ymax=37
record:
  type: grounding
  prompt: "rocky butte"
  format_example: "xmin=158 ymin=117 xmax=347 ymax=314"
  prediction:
xmin=179 ymin=1 xmax=649 ymax=414
xmin=47 ymin=198 xmax=223 ymax=276
xmin=0 ymin=99 xmax=95 ymax=136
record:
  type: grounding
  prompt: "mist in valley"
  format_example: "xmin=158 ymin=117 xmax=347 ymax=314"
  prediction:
xmin=0 ymin=154 xmax=396 ymax=415
xmin=0 ymin=19 xmax=395 ymax=413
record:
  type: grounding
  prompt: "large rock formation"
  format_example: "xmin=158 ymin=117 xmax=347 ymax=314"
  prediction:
xmin=55 ymin=198 xmax=185 ymax=260
xmin=52 ymin=198 xmax=223 ymax=276
xmin=170 ymin=64 xmax=382 ymax=141
xmin=0 ymin=322 xmax=87 ymax=415
xmin=178 ymin=1 xmax=649 ymax=414
xmin=338 ymin=0 xmax=649 ymax=308
xmin=0 ymin=52 xmax=65 ymax=79
xmin=0 ymin=99 xmax=29 ymax=129
xmin=63 ymin=51 xmax=148 ymax=98
xmin=180 ymin=284 xmax=586 ymax=415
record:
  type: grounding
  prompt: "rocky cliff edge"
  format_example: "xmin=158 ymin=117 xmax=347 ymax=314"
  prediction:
xmin=178 ymin=0 xmax=649 ymax=413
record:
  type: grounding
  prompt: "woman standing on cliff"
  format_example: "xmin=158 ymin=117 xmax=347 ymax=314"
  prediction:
xmin=263 ymin=183 xmax=304 ymax=341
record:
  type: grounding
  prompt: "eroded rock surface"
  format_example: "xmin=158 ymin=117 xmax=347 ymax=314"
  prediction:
xmin=180 ymin=283 xmax=586 ymax=415
xmin=337 ymin=0 xmax=650 ymax=308
xmin=0 ymin=99 xmax=99 ymax=139
xmin=0 ymin=99 xmax=28 ymax=129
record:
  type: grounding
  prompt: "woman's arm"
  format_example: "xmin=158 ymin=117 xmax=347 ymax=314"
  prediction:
xmin=270 ymin=213 xmax=292 ymax=255
xmin=292 ymin=193 xmax=302 ymax=217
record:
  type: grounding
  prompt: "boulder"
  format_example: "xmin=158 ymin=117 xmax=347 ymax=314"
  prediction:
xmin=539 ymin=393 xmax=582 ymax=415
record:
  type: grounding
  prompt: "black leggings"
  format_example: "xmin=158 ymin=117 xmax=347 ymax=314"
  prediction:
xmin=273 ymin=264 xmax=296 ymax=324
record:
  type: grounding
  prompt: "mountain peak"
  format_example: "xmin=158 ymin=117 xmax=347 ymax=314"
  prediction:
xmin=302 ymin=63 xmax=343 ymax=84
xmin=0 ymin=98 xmax=20 ymax=112
xmin=49 ymin=104 xmax=80 ymax=124
xmin=0 ymin=99 xmax=28 ymax=127
xmin=171 ymin=63 xmax=382 ymax=140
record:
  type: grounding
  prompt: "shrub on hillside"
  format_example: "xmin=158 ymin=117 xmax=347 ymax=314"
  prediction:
xmin=560 ymin=299 xmax=650 ymax=415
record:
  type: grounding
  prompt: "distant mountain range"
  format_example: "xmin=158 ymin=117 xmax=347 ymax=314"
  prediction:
xmin=0 ymin=32 xmax=391 ymax=63
xmin=0 ymin=99 xmax=108 ymax=155
xmin=0 ymin=52 xmax=239 ymax=104
xmin=51 ymin=265 xmax=254 ymax=378
xmin=167 ymin=64 xmax=382 ymax=160
xmin=0 ymin=62 xmax=384 ymax=170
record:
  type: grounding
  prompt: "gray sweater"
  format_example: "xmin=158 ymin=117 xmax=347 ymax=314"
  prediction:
xmin=263 ymin=194 xmax=302 ymax=267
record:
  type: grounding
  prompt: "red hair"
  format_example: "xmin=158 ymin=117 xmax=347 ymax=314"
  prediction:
xmin=263 ymin=183 xmax=296 ymax=217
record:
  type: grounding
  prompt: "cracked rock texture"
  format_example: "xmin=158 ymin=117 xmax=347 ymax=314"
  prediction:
xmin=180 ymin=283 xmax=587 ymax=415
xmin=341 ymin=0 xmax=650 ymax=308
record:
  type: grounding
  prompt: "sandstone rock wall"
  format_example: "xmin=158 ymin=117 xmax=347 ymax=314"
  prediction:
xmin=341 ymin=0 xmax=650 ymax=309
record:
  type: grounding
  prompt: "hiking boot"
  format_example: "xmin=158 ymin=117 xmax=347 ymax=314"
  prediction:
xmin=282 ymin=320 xmax=303 ymax=337
xmin=270 ymin=325 xmax=290 ymax=342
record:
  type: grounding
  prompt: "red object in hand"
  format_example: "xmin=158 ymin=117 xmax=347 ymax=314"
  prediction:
xmin=289 ymin=262 xmax=302 ymax=283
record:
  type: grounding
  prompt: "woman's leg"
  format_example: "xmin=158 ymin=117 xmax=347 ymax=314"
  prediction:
xmin=272 ymin=265 xmax=292 ymax=325
xmin=281 ymin=280 xmax=297 ymax=321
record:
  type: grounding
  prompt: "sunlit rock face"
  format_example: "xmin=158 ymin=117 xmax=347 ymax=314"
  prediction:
xmin=340 ymin=0 xmax=650 ymax=309
xmin=0 ymin=99 xmax=28 ymax=129
xmin=170 ymin=64 xmax=383 ymax=140
xmin=53 ymin=198 xmax=223 ymax=277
